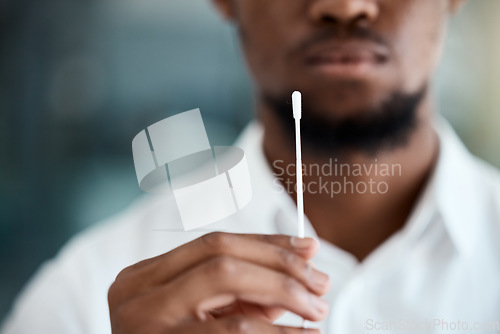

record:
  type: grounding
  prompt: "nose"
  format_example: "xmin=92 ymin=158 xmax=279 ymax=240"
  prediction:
xmin=309 ymin=0 xmax=379 ymax=26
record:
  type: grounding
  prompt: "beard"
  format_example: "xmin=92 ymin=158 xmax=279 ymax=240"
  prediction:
xmin=262 ymin=86 xmax=427 ymax=157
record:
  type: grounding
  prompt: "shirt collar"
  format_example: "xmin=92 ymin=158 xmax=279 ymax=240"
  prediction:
xmin=424 ymin=115 xmax=483 ymax=257
xmin=234 ymin=116 xmax=482 ymax=257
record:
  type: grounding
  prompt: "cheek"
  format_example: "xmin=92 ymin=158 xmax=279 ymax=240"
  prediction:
xmin=237 ymin=2 xmax=304 ymax=93
xmin=389 ymin=1 xmax=447 ymax=92
xmin=239 ymin=28 xmax=284 ymax=94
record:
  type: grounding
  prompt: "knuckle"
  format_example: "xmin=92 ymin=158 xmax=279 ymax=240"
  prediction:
xmin=112 ymin=302 xmax=135 ymax=327
xmin=114 ymin=257 xmax=150 ymax=281
xmin=226 ymin=316 xmax=252 ymax=333
xmin=201 ymin=232 xmax=232 ymax=253
xmin=107 ymin=280 xmax=130 ymax=311
xmin=277 ymin=248 xmax=299 ymax=268
xmin=115 ymin=266 xmax=133 ymax=281
xmin=109 ymin=264 xmax=137 ymax=293
xmin=277 ymin=326 xmax=288 ymax=334
xmin=107 ymin=281 xmax=119 ymax=305
xmin=206 ymin=255 xmax=237 ymax=277
xmin=260 ymin=234 xmax=285 ymax=245
xmin=281 ymin=276 xmax=302 ymax=296
xmin=261 ymin=234 xmax=274 ymax=243
xmin=107 ymin=289 xmax=116 ymax=309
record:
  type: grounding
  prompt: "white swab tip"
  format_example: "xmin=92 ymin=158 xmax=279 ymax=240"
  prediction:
xmin=292 ymin=91 xmax=302 ymax=119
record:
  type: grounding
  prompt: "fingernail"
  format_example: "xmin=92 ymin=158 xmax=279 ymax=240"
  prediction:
xmin=290 ymin=237 xmax=316 ymax=249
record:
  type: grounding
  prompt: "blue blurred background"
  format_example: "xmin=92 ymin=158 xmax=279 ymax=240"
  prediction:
xmin=0 ymin=0 xmax=499 ymax=322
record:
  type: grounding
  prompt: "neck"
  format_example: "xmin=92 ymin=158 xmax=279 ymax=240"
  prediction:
xmin=260 ymin=94 xmax=439 ymax=262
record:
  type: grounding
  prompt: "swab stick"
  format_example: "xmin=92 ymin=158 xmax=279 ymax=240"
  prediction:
xmin=293 ymin=91 xmax=308 ymax=329
xmin=292 ymin=91 xmax=304 ymax=238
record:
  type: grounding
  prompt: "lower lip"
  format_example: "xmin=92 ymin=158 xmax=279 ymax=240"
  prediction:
xmin=305 ymin=58 xmax=385 ymax=78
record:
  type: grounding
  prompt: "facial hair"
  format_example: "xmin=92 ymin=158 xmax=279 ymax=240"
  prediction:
xmin=262 ymin=86 xmax=427 ymax=157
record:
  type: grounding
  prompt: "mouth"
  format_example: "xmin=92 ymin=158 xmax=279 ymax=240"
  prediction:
xmin=303 ymin=41 xmax=389 ymax=78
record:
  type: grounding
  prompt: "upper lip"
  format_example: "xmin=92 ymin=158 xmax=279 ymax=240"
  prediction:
xmin=303 ymin=40 xmax=389 ymax=66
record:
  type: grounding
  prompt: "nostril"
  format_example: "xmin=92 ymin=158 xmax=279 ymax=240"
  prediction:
xmin=353 ymin=14 xmax=370 ymax=25
xmin=321 ymin=15 xmax=339 ymax=24
xmin=309 ymin=0 xmax=379 ymax=27
xmin=317 ymin=13 xmax=370 ymax=27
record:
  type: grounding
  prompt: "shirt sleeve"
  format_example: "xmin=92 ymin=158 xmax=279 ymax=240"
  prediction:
xmin=1 ymin=259 xmax=88 ymax=333
xmin=1 ymin=236 xmax=114 ymax=334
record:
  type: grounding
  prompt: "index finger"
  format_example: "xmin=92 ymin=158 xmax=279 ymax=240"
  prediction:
xmin=112 ymin=233 xmax=326 ymax=303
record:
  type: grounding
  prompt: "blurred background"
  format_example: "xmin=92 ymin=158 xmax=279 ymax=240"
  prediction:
xmin=0 ymin=0 xmax=499 ymax=323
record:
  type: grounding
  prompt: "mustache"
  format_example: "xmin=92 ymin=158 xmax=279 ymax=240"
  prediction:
xmin=291 ymin=25 xmax=389 ymax=55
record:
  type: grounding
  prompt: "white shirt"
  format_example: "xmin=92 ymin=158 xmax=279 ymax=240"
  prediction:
xmin=3 ymin=117 xmax=500 ymax=333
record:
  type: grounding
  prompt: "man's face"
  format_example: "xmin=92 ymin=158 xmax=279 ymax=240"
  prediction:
xmin=216 ymin=0 xmax=459 ymax=122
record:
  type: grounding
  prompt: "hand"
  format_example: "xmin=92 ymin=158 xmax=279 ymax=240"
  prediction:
xmin=108 ymin=232 xmax=331 ymax=333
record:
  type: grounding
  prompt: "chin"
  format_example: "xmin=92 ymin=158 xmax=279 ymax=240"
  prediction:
xmin=301 ymin=89 xmax=386 ymax=120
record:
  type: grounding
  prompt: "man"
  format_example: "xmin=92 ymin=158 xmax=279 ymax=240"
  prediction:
xmin=3 ymin=0 xmax=500 ymax=333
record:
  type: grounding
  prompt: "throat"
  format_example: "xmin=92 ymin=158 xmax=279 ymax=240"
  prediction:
xmin=275 ymin=142 xmax=436 ymax=262
xmin=304 ymin=188 xmax=421 ymax=262
xmin=260 ymin=98 xmax=439 ymax=262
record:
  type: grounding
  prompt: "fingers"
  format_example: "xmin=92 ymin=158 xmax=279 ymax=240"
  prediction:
xmin=109 ymin=233 xmax=331 ymax=333
xmin=153 ymin=256 xmax=330 ymax=322
xmin=148 ymin=233 xmax=318 ymax=280
xmin=114 ymin=233 xmax=326 ymax=303
xmin=159 ymin=233 xmax=320 ymax=283
xmin=213 ymin=302 xmax=287 ymax=322
xmin=174 ymin=315 xmax=322 ymax=334
xmin=244 ymin=234 xmax=320 ymax=257
xmin=173 ymin=234 xmax=328 ymax=294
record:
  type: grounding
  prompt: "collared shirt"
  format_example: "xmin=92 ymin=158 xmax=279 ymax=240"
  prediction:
xmin=3 ymin=117 xmax=500 ymax=333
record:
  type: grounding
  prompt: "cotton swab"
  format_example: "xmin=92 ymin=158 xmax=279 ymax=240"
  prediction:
xmin=292 ymin=91 xmax=305 ymax=239
xmin=292 ymin=91 xmax=308 ymax=329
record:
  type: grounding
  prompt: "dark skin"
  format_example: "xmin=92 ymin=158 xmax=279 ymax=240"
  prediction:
xmin=261 ymin=98 xmax=438 ymax=261
xmin=109 ymin=0 xmax=464 ymax=333
xmin=215 ymin=0 xmax=462 ymax=261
